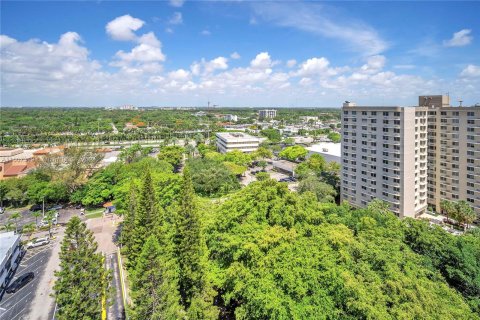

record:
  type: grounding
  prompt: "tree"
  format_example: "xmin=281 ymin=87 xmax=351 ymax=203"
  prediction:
xmin=9 ymin=212 xmax=21 ymax=233
xmin=54 ymin=217 xmax=109 ymax=320
xmin=157 ymin=145 xmax=185 ymax=168
xmin=31 ymin=211 xmax=41 ymax=228
xmin=453 ymin=200 xmax=476 ymax=230
xmin=260 ymin=128 xmax=281 ymax=142
xmin=279 ymin=145 xmax=308 ymax=161
xmin=45 ymin=210 xmax=56 ymax=238
xmin=254 ymin=147 xmax=273 ymax=160
xmin=0 ymin=181 xmax=7 ymax=207
xmin=131 ymin=235 xmax=184 ymax=319
xmin=327 ymin=132 xmax=341 ymax=143
xmin=186 ymin=158 xmax=240 ymax=197
xmin=174 ymin=168 xmax=204 ymax=309
xmin=297 ymin=176 xmax=336 ymax=203
xmin=255 ymin=172 xmax=270 ymax=181
xmin=441 ymin=199 xmax=455 ymax=220
xmin=129 ymin=171 xmax=159 ymax=267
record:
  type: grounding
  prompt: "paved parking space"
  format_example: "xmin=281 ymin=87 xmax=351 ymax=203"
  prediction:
xmin=0 ymin=242 xmax=54 ymax=320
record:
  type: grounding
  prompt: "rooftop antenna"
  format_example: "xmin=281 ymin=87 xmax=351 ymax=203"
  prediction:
xmin=458 ymin=99 xmax=463 ymax=107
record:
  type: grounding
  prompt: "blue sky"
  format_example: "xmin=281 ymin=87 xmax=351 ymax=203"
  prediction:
xmin=1 ymin=1 xmax=479 ymax=107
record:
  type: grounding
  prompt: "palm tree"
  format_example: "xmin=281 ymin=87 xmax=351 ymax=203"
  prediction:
xmin=32 ymin=211 xmax=42 ymax=228
xmin=454 ymin=200 xmax=476 ymax=231
xmin=440 ymin=199 xmax=454 ymax=222
xmin=3 ymin=222 xmax=14 ymax=232
xmin=9 ymin=212 xmax=21 ymax=233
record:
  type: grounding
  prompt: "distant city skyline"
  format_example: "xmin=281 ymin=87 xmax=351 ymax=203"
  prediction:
xmin=1 ymin=1 xmax=479 ymax=107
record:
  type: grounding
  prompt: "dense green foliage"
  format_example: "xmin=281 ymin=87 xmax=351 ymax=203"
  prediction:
xmin=121 ymin=172 xmax=479 ymax=319
xmin=260 ymin=128 xmax=282 ymax=142
xmin=158 ymin=145 xmax=185 ymax=168
xmin=278 ymin=145 xmax=308 ymax=161
xmin=186 ymin=158 xmax=240 ymax=197
xmin=53 ymin=217 xmax=109 ymax=319
xmin=327 ymin=131 xmax=341 ymax=143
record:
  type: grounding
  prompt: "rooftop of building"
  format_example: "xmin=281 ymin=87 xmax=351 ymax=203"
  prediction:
xmin=216 ymin=132 xmax=259 ymax=141
xmin=0 ymin=231 xmax=20 ymax=267
xmin=306 ymin=142 xmax=341 ymax=157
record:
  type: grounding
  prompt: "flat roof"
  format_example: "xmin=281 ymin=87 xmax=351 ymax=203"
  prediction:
xmin=0 ymin=231 xmax=20 ymax=266
xmin=306 ymin=142 xmax=341 ymax=157
xmin=216 ymin=132 xmax=259 ymax=141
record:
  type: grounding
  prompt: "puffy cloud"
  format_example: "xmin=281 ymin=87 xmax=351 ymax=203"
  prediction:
xmin=250 ymin=52 xmax=272 ymax=69
xmin=168 ymin=69 xmax=190 ymax=81
xmin=106 ymin=15 xmax=145 ymax=41
xmin=360 ymin=55 xmax=386 ymax=73
xmin=443 ymin=29 xmax=473 ymax=47
xmin=169 ymin=12 xmax=183 ymax=25
xmin=114 ymin=32 xmax=165 ymax=63
xmin=190 ymin=56 xmax=228 ymax=76
xmin=296 ymin=57 xmax=330 ymax=76
xmin=201 ymin=30 xmax=211 ymax=36
xmin=169 ymin=0 xmax=185 ymax=7
xmin=460 ymin=64 xmax=480 ymax=78
xmin=230 ymin=52 xmax=241 ymax=59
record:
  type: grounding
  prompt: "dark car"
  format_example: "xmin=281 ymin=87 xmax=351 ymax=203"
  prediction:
xmin=75 ymin=204 xmax=83 ymax=209
xmin=30 ymin=204 xmax=43 ymax=212
xmin=6 ymin=272 xmax=35 ymax=294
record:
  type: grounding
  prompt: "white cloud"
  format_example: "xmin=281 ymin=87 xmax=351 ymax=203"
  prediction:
xmin=443 ymin=29 xmax=473 ymax=47
xmin=168 ymin=69 xmax=190 ymax=81
xmin=230 ymin=52 xmax=241 ymax=59
xmin=190 ymin=56 xmax=228 ymax=76
xmin=460 ymin=64 xmax=480 ymax=78
xmin=201 ymin=30 xmax=211 ymax=36
xmin=250 ymin=52 xmax=272 ymax=69
xmin=106 ymin=15 xmax=145 ymax=41
xmin=169 ymin=12 xmax=183 ymax=25
xmin=360 ymin=55 xmax=386 ymax=73
xmin=286 ymin=59 xmax=297 ymax=68
xmin=296 ymin=57 xmax=330 ymax=76
xmin=169 ymin=0 xmax=185 ymax=8
xmin=112 ymin=31 xmax=165 ymax=71
xmin=2 ymin=32 xmax=477 ymax=107
xmin=252 ymin=2 xmax=388 ymax=55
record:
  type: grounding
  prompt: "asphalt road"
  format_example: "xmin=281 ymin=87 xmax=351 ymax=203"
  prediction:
xmin=106 ymin=251 xmax=125 ymax=320
xmin=0 ymin=243 xmax=54 ymax=320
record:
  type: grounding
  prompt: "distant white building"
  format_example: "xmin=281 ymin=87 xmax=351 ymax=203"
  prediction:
xmin=0 ymin=232 xmax=22 ymax=291
xmin=299 ymin=116 xmax=318 ymax=122
xmin=194 ymin=111 xmax=207 ymax=117
xmin=259 ymin=109 xmax=277 ymax=119
xmin=306 ymin=142 xmax=341 ymax=164
xmin=216 ymin=132 xmax=260 ymax=153
xmin=224 ymin=114 xmax=238 ymax=122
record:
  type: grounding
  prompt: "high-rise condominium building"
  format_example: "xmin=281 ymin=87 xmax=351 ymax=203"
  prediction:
xmin=259 ymin=109 xmax=277 ymax=119
xmin=341 ymin=96 xmax=480 ymax=220
xmin=341 ymin=102 xmax=429 ymax=218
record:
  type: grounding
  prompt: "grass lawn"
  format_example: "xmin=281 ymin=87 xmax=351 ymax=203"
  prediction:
xmin=85 ymin=208 xmax=104 ymax=219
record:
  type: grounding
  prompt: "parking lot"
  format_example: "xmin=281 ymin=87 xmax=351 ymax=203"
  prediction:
xmin=0 ymin=208 xmax=79 ymax=320
xmin=0 ymin=240 xmax=55 ymax=320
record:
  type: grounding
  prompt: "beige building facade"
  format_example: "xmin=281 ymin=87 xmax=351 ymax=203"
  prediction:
xmin=341 ymin=95 xmax=480 ymax=220
xmin=341 ymin=105 xmax=428 ymax=218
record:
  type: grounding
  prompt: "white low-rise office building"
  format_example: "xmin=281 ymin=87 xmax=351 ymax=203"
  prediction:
xmin=1 ymin=232 xmax=22 ymax=291
xmin=216 ymin=132 xmax=260 ymax=153
xmin=306 ymin=142 xmax=341 ymax=164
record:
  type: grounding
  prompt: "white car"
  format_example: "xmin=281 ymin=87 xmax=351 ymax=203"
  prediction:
xmin=26 ymin=237 xmax=50 ymax=249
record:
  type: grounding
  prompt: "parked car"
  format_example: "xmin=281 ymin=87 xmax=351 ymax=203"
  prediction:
xmin=30 ymin=204 xmax=43 ymax=212
xmin=26 ymin=237 xmax=50 ymax=249
xmin=0 ymin=206 xmax=5 ymax=214
xmin=6 ymin=272 xmax=35 ymax=293
xmin=48 ymin=204 xmax=63 ymax=211
xmin=75 ymin=204 xmax=83 ymax=209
